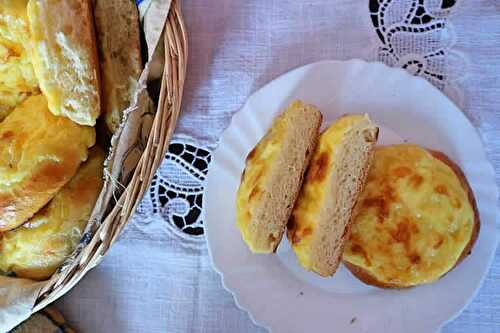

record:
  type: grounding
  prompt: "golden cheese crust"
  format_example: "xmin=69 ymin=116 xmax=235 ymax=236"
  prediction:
xmin=343 ymin=144 xmax=479 ymax=288
xmin=0 ymin=146 xmax=105 ymax=280
xmin=0 ymin=0 xmax=39 ymax=120
xmin=0 ymin=95 xmax=95 ymax=232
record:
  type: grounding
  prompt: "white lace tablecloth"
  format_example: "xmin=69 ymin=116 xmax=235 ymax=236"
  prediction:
xmin=55 ymin=0 xmax=500 ymax=332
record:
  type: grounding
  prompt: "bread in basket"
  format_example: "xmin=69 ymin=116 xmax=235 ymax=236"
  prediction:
xmin=0 ymin=0 xmax=187 ymax=329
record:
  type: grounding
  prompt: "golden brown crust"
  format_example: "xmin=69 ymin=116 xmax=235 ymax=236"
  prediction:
xmin=343 ymin=147 xmax=480 ymax=289
xmin=0 ymin=146 xmax=105 ymax=280
xmin=0 ymin=95 xmax=95 ymax=232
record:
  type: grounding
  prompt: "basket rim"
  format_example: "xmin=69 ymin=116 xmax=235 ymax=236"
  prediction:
xmin=32 ymin=0 xmax=188 ymax=311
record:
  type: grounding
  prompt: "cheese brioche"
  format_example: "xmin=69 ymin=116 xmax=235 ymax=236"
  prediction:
xmin=288 ymin=115 xmax=378 ymax=277
xmin=0 ymin=0 xmax=39 ymax=120
xmin=27 ymin=0 xmax=101 ymax=126
xmin=0 ymin=146 xmax=105 ymax=280
xmin=0 ymin=95 xmax=95 ymax=232
xmin=236 ymin=100 xmax=322 ymax=253
xmin=343 ymin=145 xmax=479 ymax=288
xmin=94 ymin=0 xmax=143 ymax=133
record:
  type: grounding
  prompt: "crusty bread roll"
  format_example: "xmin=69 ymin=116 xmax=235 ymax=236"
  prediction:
xmin=236 ymin=100 xmax=322 ymax=253
xmin=0 ymin=0 xmax=39 ymax=121
xmin=94 ymin=0 xmax=143 ymax=133
xmin=288 ymin=114 xmax=378 ymax=277
xmin=343 ymin=145 xmax=479 ymax=288
xmin=27 ymin=0 xmax=101 ymax=126
xmin=0 ymin=95 xmax=95 ymax=232
xmin=0 ymin=146 xmax=104 ymax=280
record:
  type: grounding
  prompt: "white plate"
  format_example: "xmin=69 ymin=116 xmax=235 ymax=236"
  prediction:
xmin=203 ymin=60 xmax=499 ymax=333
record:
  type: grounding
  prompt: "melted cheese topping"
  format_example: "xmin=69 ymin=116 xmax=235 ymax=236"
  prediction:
xmin=343 ymin=144 xmax=475 ymax=287
xmin=290 ymin=115 xmax=368 ymax=269
xmin=0 ymin=0 xmax=38 ymax=120
xmin=236 ymin=102 xmax=288 ymax=249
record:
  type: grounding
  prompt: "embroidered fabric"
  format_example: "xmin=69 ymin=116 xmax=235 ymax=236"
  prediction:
xmin=132 ymin=140 xmax=210 ymax=237
xmin=368 ymin=0 xmax=467 ymax=106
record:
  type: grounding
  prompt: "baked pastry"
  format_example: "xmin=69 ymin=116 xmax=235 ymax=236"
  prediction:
xmin=343 ymin=144 xmax=480 ymax=288
xmin=288 ymin=114 xmax=378 ymax=277
xmin=0 ymin=94 xmax=95 ymax=232
xmin=0 ymin=146 xmax=105 ymax=280
xmin=0 ymin=0 xmax=39 ymax=120
xmin=236 ymin=100 xmax=322 ymax=253
xmin=94 ymin=0 xmax=143 ymax=133
xmin=27 ymin=0 xmax=101 ymax=126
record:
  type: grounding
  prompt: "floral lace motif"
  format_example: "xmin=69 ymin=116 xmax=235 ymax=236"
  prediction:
xmin=369 ymin=0 xmax=466 ymax=94
xmin=133 ymin=141 xmax=211 ymax=236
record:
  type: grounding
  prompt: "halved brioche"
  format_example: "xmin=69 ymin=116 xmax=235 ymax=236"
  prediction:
xmin=343 ymin=145 xmax=479 ymax=288
xmin=236 ymin=100 xmax=322 ymax=253
xmin=0 ymin=146 xmax=105 ymax=280
xmin=288 ymin=114 xmax=378 ymax=277
xmin=0 ymin=95 xmax=95 ymax=232
xmin=27 ymin=0 xmax=101 ymax=126
xmin=94 ymin=0 xmax=143 ymax=133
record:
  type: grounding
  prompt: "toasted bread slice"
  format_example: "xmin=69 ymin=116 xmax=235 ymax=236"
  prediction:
xmin=236 ymin=100 xmax=322 ymax=253
xmin=343 ymin=145 xmax=479 ymax=288
xmin=27 ymin=0 xmax=101 ymax=126
xmin=288 ymin=114 xmax=378 ymax=277
xmin=94 ymin=0 xmax=143 ymax=133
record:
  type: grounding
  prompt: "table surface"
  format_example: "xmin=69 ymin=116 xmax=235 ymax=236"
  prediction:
xmin=56 ymin=0 xmax=500 ymax=332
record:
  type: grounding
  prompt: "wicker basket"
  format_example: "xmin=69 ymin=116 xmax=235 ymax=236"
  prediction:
xmin=31 ymin=0 xmax=188 ymax=312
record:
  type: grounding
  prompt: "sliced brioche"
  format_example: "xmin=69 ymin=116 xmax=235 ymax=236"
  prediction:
xmin=94 ymin=0 xmax=143 ymax=133
xmin=236 ymin=100 xmax=322 ymax=253
xmin=27 ymin=0 xmax=101 ymax=126
xmin=288 ymin=114 xmax=378 ymax=277
xmin=343 ymin=145 xmax=479 ymax=288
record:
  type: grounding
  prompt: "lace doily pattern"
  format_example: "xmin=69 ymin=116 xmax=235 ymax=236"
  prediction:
xmin=134 ymin=141 xmax=211 ymax=236
xmin=369 ymin=0 xmax=464 ymax=90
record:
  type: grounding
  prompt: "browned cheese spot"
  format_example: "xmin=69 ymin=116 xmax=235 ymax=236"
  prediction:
xmin=452 ymin=197 xmax=462 ymax=209
xmin=409 ymin=253 xmax=421 ymax=264
xmin=351 ymin=243 xmax=372 ymax=266
xmin=0 ymin=131 xmax=14 ymax=140
xmin=409 ymin=174 xmax=424 ymax=189
xmin=393 ymin=166 xmax=412 ymax=178
xmin=307 ymin=152 xmax=330 ymax=183
xmin=249 ymin=186 xmax=260 ymax=201
xmin=434 ymin=235 xmax=445 ymax=249
xmin=435 ymin=185 xmax=449 ymax=196
xmin=362 ymin=183 xmax=397 ymax=223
